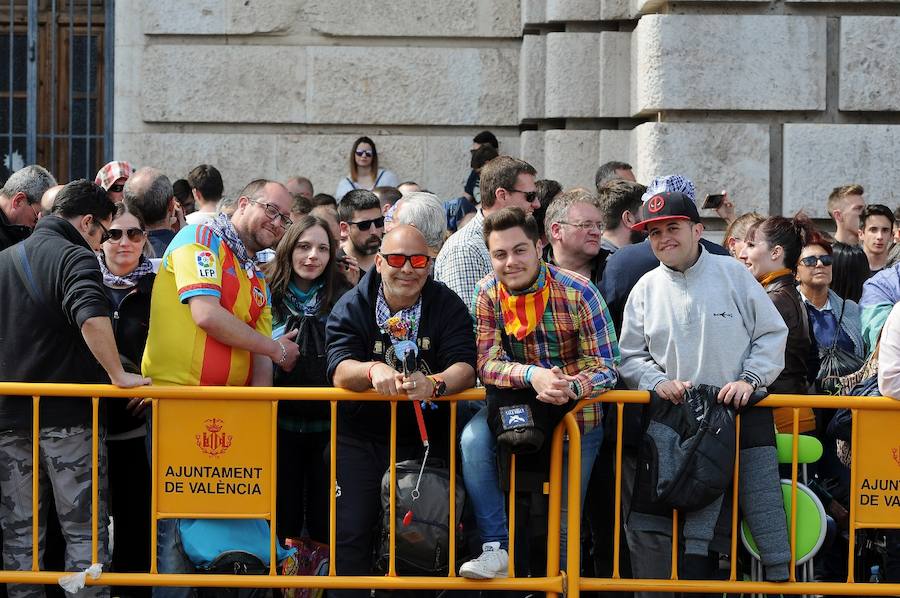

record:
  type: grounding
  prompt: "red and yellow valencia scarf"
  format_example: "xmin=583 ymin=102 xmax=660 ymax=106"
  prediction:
xmin=497 ymin=261 xmax=551 ymax=341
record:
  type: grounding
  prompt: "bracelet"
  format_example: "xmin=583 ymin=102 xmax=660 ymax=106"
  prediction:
xmin=367 ymin=362 xmax=378 ymax=385
xmin=524 ymin=365 xmax=536 ymax=385
xmin=274 ymin=339 xmax=287 ymax=366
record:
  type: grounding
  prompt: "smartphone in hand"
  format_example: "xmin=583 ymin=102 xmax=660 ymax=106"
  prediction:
xmin=702 ymin=193 xmax=726 ymax=210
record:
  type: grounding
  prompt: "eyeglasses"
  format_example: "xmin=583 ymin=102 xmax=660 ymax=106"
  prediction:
xmin=108 ymin=184 xmax=125 ymax=193
xmin=107 ymin=227 xmax=146 ymax=243
xmin=560 ymin=221 xmax=602 ymax=232
xmin=95 ymin=219 xmax=112 ymax=244
xmin=380 ymin=253 xmax=430 ymax=269
xmin=28 ymin=202 xmax=40 ymax=222
xmin=349 ymin=216 xmax=385 ymax=230
xmin=506 ymin=188 xmax=538 ymax=204
xmin=355 ymin=150 xmax=374 ymax=158
xmin=250 ymin=199 xmax=293 ymax=228
xmin=799 ymin=254 xmax=833 ymax=267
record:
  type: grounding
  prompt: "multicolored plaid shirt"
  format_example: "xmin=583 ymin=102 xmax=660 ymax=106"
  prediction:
xmin=472 ymin=263 xmax=620 ymax=433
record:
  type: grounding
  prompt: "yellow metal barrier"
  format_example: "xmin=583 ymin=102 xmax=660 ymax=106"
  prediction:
xmin=0 ymin=382 xmax=899 ymax=596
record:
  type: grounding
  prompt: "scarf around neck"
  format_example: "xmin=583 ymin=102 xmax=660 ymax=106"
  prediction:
xmin=375 ymin=285 xmax=423 ymax=348
xmin=283 ymin=279 xmax=324 ymax=317
xmin=206 ymin=213 xmax=259 ymax=278
xmin=497 ymin=261 xmax=551 ymax=341
xmin=758 ymin=267 xmax=794 ymax=288
xmin=98 ymin=253 xmax=153 ymax=288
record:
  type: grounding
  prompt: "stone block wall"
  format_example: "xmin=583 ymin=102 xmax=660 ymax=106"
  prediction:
xmin=117 ymin=0 xmax=900 ymax=219
xmin=114 ymin=0 xmax=521 ymax=200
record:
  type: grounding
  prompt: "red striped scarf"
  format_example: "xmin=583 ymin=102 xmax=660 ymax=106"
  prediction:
xmin=497 ymin=262 xmax=551 ymax=340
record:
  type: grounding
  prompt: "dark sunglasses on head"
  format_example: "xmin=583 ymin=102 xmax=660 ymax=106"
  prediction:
xmin=349 ymin=216 xmax=385 ymax=230
xmin=799 ymin=254 xmax=833 ymax=267
xmin=380 ymin=253 xmax=430 ymax=269
xmin=108 ymin=184 xmax=125 ymax=193
xmin=107 ymin=227 xmax=146 ymax=242
xmin=355 ymin=150 xmax=374 ymax=157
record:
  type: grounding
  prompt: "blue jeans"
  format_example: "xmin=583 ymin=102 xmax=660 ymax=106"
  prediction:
xmin=459 ymin=406 xmax=603 ymax=569
xmin=153 ymin=519 xmax=195 ymax=598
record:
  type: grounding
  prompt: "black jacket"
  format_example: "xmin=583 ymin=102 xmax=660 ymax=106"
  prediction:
xmin=325 ymin=268 xmax=476 ymax=454
xmin=0 ymin=208 xmax=31 ymax=251
xmin=104 ymin=272 xmax=155 ymax=434
xmin=0 ymin=216 xmax=111 ymax=428
xmin=764 ymin=273 xmax=812 ymax=394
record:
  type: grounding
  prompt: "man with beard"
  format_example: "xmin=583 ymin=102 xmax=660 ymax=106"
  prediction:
xmin=337 ymin=189 xmax=385 ymax=274
xmin=141 ymin=178 xmax=300 ymax=596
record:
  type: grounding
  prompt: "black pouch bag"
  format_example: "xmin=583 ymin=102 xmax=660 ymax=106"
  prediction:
xmin=196 ymin=551 xmax=270 ymax=598
xmin=486 ymin=386 xmax=575 ymax=455
xmin=375 ymin=458 xmax=467 ymax=575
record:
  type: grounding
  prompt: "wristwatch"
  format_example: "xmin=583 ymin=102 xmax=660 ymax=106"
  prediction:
xmin=429 ymin=375 xmax=447 ymax=398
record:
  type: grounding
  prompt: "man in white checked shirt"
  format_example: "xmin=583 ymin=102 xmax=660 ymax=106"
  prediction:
xmin=434 ymin=156 xmax=539 ymax=306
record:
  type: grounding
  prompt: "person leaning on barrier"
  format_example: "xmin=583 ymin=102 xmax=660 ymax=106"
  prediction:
xmin=263 ymin=215 xmax=352 ymax=547
xmin=618 ymin=191 xmax=792 ymax=597
xmin=141 ymin=178 xmax=300 ymax=597
xmin=325 ymin=224 xmax=476 ymax=598
xmin=459 ymin=207 xmax=619 ymax=580
xmin=0 ymin=179 xmax=151 ymax=598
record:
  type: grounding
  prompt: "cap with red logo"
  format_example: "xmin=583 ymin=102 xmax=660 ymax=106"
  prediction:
xmin=630 ymin=191 xmax=701 ymax=232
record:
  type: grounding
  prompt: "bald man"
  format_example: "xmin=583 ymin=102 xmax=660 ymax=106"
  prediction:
xmin=325 ymin=225 xmax=477 ymax=596
xmin=40 ymin=184 xmax=64 ymax=217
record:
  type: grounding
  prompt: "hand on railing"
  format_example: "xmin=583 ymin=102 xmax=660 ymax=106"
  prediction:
xmin=532 ymin=366 xmax=577 ymax=405
xmin=654 ymin=379 xmax=691 ymax=404
xmin=717 ymin=380 xmax=755 ymax=409
xmin=110 ymin=371 xmax=151 ymax=388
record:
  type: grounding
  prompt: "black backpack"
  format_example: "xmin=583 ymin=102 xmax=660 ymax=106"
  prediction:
xmin=375 ymin=459 xmax=467 ymax=575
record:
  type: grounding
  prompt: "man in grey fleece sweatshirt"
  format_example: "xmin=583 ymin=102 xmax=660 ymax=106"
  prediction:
xmin=619 ymin=191 xmax=792 ymax=596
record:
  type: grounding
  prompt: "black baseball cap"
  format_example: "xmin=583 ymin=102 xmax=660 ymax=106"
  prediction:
xmin=630 ymin=191 xmax=701 ymax=232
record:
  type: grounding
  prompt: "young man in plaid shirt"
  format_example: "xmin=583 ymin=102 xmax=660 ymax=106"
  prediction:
xmin=458 ymin=207 xmax=619 ymax=579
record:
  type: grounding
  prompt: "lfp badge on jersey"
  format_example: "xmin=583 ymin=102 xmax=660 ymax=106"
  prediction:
xmin=196 ymin=250 xmax=217 ymax=278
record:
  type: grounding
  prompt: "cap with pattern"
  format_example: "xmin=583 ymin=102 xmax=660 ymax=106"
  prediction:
xmin=631 ymin=191 xmax=701 ymax=231
xmin=640 ymin=174 xmax=696 ymax=204
xmin=94 ymin=161 xmax=135 ymax=190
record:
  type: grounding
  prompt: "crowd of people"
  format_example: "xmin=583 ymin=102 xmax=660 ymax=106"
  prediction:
xmin=0 ymin=129 xmax=898 ymax=598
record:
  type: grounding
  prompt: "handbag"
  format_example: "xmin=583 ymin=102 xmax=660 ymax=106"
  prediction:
xmin=816 ymin=300 xmax=864 ymax=395
xmin=280 ymin=537 xmax=328 ymax=598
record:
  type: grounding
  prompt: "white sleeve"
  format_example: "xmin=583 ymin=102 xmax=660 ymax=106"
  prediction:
xmin=618 ymin=282 xmax=668 ymax=391
xmin=878 ymin=303 xmax=900 ymax=400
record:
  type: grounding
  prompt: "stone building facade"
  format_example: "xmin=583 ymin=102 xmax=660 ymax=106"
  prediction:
xmin=116 ymin=0 xmax=900 ymax=220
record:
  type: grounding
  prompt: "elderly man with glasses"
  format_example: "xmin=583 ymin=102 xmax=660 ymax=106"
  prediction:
xmin=544 ymin=187 xmax=609 ymax=286
xmin=141 ymin=178 xmax=301 ymax=596
xmin=325 ymin=224 xmax=477 ymax=598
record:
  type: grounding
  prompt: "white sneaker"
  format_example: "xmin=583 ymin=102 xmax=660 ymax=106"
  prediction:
xmin=459 ymin=541 xmax=509 ymax=579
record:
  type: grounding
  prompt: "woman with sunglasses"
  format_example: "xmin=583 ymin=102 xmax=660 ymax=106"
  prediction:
xmin=740 ymin=216 xmax=817 ymax=435
xmin=335 ymin=136 xmax=399 ymax=203
xmin=98 ymin=201 xmax=155 ymax=592
xmin=263 ymin=215 xmax=351 ymax=546
xmin=796 ymin=235 xmax=864 ymax=361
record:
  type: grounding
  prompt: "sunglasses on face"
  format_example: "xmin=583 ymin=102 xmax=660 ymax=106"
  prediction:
xmin=349 ymin=216 xmax=385 ymax=230
xmin=380 ymin=253 xmax=430 ymax=269
xmin=506 ymin=188 xmax=538 ymax=203
xmin=108 ymin=184 xmax=125 ymax=193
xmin=95 ymin=220 xmax=112 ymax=244
xmin=107 ymin=227 xmax=146 ymax=242
xmin=799 ymin=254 xmax=833 ymax=267
xmin=355 ymin=150 xmax=374 ymax=158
